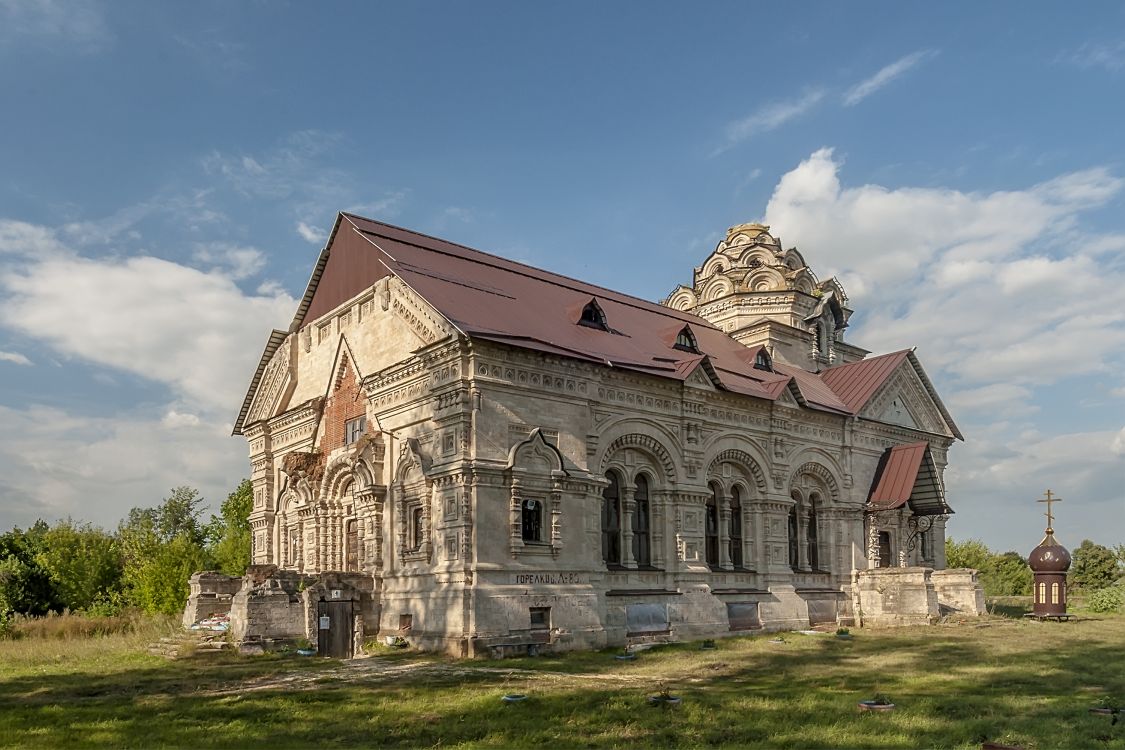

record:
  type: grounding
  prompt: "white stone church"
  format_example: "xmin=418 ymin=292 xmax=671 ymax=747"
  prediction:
xmin=186 ymin=214 xmax=983 ymax=658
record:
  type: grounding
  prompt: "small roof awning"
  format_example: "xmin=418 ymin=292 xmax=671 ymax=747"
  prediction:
xmin=867 ymin=442 xmax=953 ymax=516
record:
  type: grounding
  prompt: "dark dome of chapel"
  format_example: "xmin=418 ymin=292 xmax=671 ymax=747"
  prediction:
xmin=1028 ymin=532 xmax=1071 ymax=572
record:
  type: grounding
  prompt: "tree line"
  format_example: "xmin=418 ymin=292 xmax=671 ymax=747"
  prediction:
xmin=0 ymin=481 xmax=251 ymax=626
xmin=946 ymin=536 xmax=1125 ymax=611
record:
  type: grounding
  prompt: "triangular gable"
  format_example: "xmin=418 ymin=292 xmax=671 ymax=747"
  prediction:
xmin=859 ymin=353 xmax=962 ymax=439
xmin=867 ymin=442 xmax=953 ymax=516
xmin=234 ymin=329 xmax=290 ymax=435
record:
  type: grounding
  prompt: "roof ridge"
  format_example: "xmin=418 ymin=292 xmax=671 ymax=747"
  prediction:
xmin=343 ymin=211 xmax=722 ymax=331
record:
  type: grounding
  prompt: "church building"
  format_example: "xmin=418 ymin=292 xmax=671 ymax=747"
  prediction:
xmin=218 ymin=213 xmax=978 ymax=656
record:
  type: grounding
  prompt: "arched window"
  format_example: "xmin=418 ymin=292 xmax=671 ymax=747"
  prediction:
xmin=729 ymin=485 xmax=744 ymax=568
xmin=705 ymin=483 xmax=720 ymax=568
xmin=522 ymin=498 xmax=543 ymax=543
xmin=806 ymin=495 xmax=819 ymax=571
xmin=754 ymin=349 xmax=772 ymax=371
xmin=601 ymin=472 xmax=622 ymax=566
xmin=1038 ymin=582 xmax=1046 ymax=604
xmin=632 ymin=474 xmax=651 ymax=567
xmin=787 ymin=505 xmax=799 ymax=569
xmin=674 ymin=325 xmax=699 ymax=353
xmin=579 ymin=299 xmax=608 ymax=330
xmin=1051 ymin=582 xmax=1059 ymax=604
xmin=346 ymin=519 xmax=359 ymax=571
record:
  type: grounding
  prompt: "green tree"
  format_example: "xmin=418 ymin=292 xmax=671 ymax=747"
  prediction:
xmin=35 ymin=520 xmax=122 ymax=612
xmin=983 ymin=551 xmax=1033 ymax=597
xmin=206 ymin=479 xmax=253 ymax=577
xmin=945 ymin=537 xmax=993 ymax=571
xmin=119 ymin=487 xmax=212 ymax=615
xmin=1068 ymin=539 xmax=1119 ymax=591
xmin=0 ymin=521 xmax=60 ymax=617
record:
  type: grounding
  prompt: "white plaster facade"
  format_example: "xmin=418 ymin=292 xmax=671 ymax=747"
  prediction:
xmin=232 ymin=217 xmax=968 ymax=656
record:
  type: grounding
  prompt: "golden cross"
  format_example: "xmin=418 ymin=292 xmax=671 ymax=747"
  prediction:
xmin=1038 ymin=489 xmax=1061 ymax=533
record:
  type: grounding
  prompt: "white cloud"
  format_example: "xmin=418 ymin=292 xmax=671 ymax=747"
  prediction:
xmin=191 ymin=242 xmax=266 ymax=280
xmin=0 ymin=222 xmax=294 ymax=413
xmin=1060 ymin=39 xmax=1125 ymax=73
xmin=843 ymin=50 xmax=937 ymax=106
xmin=0 ymin=403 xmax=247 ymax=529
xmin=716 ymin=89 xmax=825 ymax=153
xmin=296 ymin=221 xmax=323 ymax=244
xmin=1112 ymin=426 xmax=1125 ymax=456
xmin=764 ymin=149 xmax=1125 ymax=550
xmin=162 ymin=409 xmax=202 ymax=428
xmin=0 ymin=0 xmax=110 ymax=52
xmin=0 ymin=350 xmax=32 ymax=366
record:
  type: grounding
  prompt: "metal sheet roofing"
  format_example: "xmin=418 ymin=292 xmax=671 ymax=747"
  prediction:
xmin=867 ymin=442 xmax=953 ymax=515
xmin=238 ymin=211 xmax=961 ymax=435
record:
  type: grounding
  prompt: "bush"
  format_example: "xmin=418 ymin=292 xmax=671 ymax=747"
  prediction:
xmin=1 ymin=609 xmax=145 ymax=640
xmin=1085 ymin=584 xmax=1125 ymax=614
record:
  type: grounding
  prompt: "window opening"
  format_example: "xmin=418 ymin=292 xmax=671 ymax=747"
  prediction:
xmin=806 ymin=496 xmax=819 ymax=570
xmin=529 ymin=607 xmax=550 ymax=630
xmin=632 ymin=474 xmax=651 ymax=567
xmin=521 ymin=498 xmax=543 ymax=543
xmin=877 ymin=531 xmax=892 ymax=569
xmin=345 ymin=415 xmax=366 ymax=445
xmin=399 ymin=614 xmax=413 ymax=632
xmin=410 ymin=506 xmax=424 ymax=551
xmin=601 ymin=472 xmax=621 ymax=565
xmin=578 ymin=299 xmax=608 ymax=330
xmin=754 ymin=349 xmax=772 ymax=371
xmin=788 ymin=506 xmax=800 ymax=569
xmin=705 ymin=484 xmax=720 ymax=567
xmin=729 ymin=485 xmax=743 ymax=568
xmin=674 ymin=325 xmax=699 ymax=353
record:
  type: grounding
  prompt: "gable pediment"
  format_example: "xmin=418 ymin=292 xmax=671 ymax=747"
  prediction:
xmin=861 ymin=363 xmax=951 ymax=437
xmin=684 ymin=364 xmax=717 ymax=391
xmin=244 ymin=332 xmax=296 ymax=427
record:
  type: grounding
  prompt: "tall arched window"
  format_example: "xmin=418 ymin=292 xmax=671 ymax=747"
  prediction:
xmin=601 ymin=472 xmax=622 ymax=566
xmin=705 ymin=483 xmax=720 ymax=568
xmin=787 ymin=505 xmax=799 ymax=569
xmin=729 ymin=485 xmax=744 ymax=568
xmin=632 ymin=474 xmax=651 ymax=567
xmin=806 ymin=495 xmax=819 ymax=571
xmin=522 ymin=498 xmax=543 ymax=543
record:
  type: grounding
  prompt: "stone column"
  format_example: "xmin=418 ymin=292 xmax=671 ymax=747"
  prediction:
xmin=650 ymin=490 xmax=667 ymax=570
xmin=718 ymin=489 xmax=732 ymax=570
xmin=621 ymin=482 xmax=637 ymax=569
xmin=758 ymin=496 xmax=797 ymax=584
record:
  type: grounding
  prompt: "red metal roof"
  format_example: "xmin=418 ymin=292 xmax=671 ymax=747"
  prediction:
xmin=276 ymin=212 xmax=955 ymax=428
xmin=867 ymin=442 xmax=928 ymax=509
xmin=819 ymin=349 xmax=911 ymax=413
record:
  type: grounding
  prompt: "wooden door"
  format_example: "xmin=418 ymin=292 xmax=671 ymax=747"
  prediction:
xmin=316 ymin=599 xmax=354 ymax=658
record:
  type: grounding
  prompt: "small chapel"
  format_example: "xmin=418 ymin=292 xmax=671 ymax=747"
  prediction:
xmin=185 ymin=214 xmax=984 ymax=657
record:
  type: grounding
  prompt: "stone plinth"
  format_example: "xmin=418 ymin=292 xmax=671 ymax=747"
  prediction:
xmin=932 ymin=568 xmax=985 ymax=616
xmin=854 ymin=567 xmax=938 ymax=626
xmin=182 ymin=571 xmax=242 ymax=628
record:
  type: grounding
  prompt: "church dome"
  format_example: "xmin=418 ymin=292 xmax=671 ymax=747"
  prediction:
xmin=1028 ymin=532 xmax=1071 ymax=573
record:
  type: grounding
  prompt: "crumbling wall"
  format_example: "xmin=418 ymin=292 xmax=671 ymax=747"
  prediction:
xmin=854 ymin=567 xmax=938 ymax=626
xmin=182 ymin=571 xmax=242 ymax=628
xmin=932 ymin=568 xmax=985 ymax=616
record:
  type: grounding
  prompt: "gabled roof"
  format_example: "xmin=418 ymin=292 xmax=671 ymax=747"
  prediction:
xmin=819 ymin=349 xmax=911 ymax=413
xmin=867 ymin=442 xmax=953 ymax=516
xmin=233 ymin=329 xmax=288 ymax=435
xmin=256 ymin=212 xmax=959 ymax=433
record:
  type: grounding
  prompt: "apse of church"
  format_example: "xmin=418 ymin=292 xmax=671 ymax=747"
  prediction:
xmin=208 ymin=215 xmax=982 ymax=656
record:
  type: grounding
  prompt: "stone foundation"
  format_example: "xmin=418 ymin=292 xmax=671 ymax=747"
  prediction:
xmin=853 ymin=567 xmax=939 ymax=626
xmin=932 ymin=568 xmax=985 ymax=616
xmin=182 ymin=571 xmax=242 ymax=628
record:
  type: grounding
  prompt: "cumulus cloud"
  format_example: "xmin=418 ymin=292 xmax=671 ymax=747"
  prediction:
xmin=843 ymin=50 xmax=938 ymax=106
xmin=0 ymin=404 xmax=247 ymax=529
xmin=191 ymin=242 xmax=266 ymax=280
xmin=763 ymin=149 xmax=1125 ymax=549
xmin=0 ymin=350 xmax=32 ymax=366
xmin=715 ymin=89 xmax=825 ymax=153
xmin=0 ymin=222 xmax=294 ymax=413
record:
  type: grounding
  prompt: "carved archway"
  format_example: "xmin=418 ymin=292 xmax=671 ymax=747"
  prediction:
xmin=706 ymin=449 xmax=768 ymax=495
xmin=599 ymin=433 xmax=677 ymax=483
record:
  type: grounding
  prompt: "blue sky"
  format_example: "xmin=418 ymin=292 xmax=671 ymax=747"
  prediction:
xmin=0 ymin=1 xmax=1122 ymax=553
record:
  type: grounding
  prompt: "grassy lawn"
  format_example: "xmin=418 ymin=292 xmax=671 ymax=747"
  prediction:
xmin=1 ymin=612 xmax=1123 ymax=749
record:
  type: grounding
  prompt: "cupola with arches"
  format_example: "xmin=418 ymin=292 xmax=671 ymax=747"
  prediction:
xmin=661 ymin=222 xmax=865 ymax=367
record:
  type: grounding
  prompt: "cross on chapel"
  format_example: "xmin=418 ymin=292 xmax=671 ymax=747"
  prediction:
xmin=1038 ymin=489 xmax=1061 ymax=534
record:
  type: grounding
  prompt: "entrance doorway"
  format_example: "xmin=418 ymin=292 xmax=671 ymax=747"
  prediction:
xmin=317 ymin=599 xmax=354 ymax=658
xmin=878 ymin=531 xmax=892 ymax=568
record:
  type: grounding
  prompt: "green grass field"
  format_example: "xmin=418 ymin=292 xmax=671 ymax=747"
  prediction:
xmin=1 ymin=611 xmax=1123 ymax=749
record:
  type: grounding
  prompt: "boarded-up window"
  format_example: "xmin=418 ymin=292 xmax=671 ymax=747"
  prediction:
xmin=625 ymin=603 xmax=669 ymax=635
xmin=726 ymin=602 xmax=760 ymax=631
xmin=806 ymin=597 xmax=838 ymax=625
